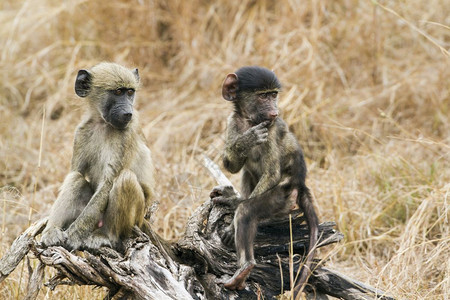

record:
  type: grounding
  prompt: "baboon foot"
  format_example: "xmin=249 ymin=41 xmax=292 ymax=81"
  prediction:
xmin=223 ymin=261 xmax=256 ymax=291
xmin=82 ymin=232 xmax=113 ymax=252
xmin=40 ymin=226 xmax=68 ymax=247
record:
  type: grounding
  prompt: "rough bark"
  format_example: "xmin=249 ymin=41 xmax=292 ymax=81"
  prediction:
xmin=0 ymin=217 xmax=47 ymax=283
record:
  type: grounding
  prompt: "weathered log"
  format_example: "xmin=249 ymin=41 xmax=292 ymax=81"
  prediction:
xmin=0 ymin=217 xmax=47 ymax=283
xmin=32 ymin=232 xmax=194 ymax=300
xmin=0 ymin=204 xmax=392 ymax=300
xmin=312 ymin=267 xmax=395 ymax=300
xmin=174 ymin=199 xmax=343 ymax=299
xmin=24 ymin=260 xmax=45 ymax=300
xmin=0 ymin=157 xmax=395 ymax=300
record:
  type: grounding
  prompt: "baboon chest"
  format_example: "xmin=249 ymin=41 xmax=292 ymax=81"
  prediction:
xmin=83 ymin=127 xmax=125 ymax=187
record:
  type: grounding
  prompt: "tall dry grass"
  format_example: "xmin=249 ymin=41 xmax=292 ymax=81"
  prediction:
xmin=0 ymin=0 xmax=448 ymax=299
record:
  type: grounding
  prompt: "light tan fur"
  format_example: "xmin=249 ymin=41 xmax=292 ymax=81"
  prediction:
xmin=91 ymin=62 xmax=140 ymax=91
xmin=41 ymin=62 xmax=154 ymax=251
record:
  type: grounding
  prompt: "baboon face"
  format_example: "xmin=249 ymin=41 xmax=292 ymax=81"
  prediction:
xmin=239 ymin=90 xmax=279 ymax=125
xmin=222 ymin=66 xmax=281 ymax=126
xmin=75 ymin=63 xmax=140 ymax=130
xmin=101 ymin=87 xmax=135 ymax=129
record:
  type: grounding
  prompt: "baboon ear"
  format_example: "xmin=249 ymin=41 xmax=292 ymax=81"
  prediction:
xmin=75 ymin=70 xmax=92 ymax=98
xmin=133 ymin=68 xmax=140 ymax=82
xmin=222 ymin=73 xmax=238 ymax=101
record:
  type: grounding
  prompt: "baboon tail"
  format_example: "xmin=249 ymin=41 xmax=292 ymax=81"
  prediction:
xmin=294 ymin=185 xmax=319 ymax=298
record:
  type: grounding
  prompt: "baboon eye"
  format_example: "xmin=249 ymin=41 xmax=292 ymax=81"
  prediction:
xmin=127 ymin=89 xmax=135 ymax=96
xmin=114 ymin=89 xmax=123 ymax=96
xmin=260 ymin=92 xmax=277 ymax=100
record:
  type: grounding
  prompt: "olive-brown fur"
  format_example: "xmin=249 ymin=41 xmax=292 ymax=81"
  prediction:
xmin=211 ymin=66 xmax=319 ymax=296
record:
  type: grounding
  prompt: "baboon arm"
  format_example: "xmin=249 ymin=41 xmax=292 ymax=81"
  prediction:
xmin=223 ymin=136 xmax=248 ymax=174
xmin=249 ymin=165 xmax=281 ymax=198
xmin=222 ymin=118 xmax=250 ymax=173
xmin=223 ymin=144 xmax=246 ymax=174
xmin=69 ymin=132 xmax=87 ymax=175
xmin=65 ymin=179 xmax=113 ymax=245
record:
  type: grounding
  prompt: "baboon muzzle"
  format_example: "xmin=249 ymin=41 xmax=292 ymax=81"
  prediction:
xmin=110 ymin=104 xmax=133 ymax=129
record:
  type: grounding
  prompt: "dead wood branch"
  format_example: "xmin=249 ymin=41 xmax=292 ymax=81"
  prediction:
xmin=0 ymin=217 xmax=47 ymax=283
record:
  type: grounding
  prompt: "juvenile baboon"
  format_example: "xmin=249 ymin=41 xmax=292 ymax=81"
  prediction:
xmin=210 ymin=66 xmax=319 ymax=295
xmin=41 ymin=62 xmax=155 ymax=251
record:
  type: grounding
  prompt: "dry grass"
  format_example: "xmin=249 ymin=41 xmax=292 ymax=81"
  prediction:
xmin=0 ymin=0 xmax=448 ymax=299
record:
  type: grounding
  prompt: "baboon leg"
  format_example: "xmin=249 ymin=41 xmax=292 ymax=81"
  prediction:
xmin=223 ymin=202 xmax=258 ymax=290
xmin=41 ymin=172 xmax=92 ymax=246
xmin=103 ymin=169 xmax=145 ymax=249
xmin=219 ymin=169 xmax=255 ymax=247
xmin=234 ymin=203 xmax=259 ymax=266
xmin=224 ymin=189 xmax=286 ymax=290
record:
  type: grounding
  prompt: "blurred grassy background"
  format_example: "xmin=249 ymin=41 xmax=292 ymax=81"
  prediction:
xmin=0 ymin=0 xmax=449 ymax=299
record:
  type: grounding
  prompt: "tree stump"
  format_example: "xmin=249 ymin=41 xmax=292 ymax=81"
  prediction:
xmin=0 ymin=158 xmax=395 ymax=300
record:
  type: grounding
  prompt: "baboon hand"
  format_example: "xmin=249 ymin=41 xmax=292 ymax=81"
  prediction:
xmin=243 ymin=121 xmax=270 ymax=147
xmin=40 ymin=226 xmax=68 ymax=247
xmin=210 ymin=185 xmax=239 ymax=207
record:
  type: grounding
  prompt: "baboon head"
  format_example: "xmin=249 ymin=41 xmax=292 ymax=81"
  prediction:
xmin=75 ymin=62 xmax=140 ymax=130
xmin=222 ymin=66 xmax=281 ymax=126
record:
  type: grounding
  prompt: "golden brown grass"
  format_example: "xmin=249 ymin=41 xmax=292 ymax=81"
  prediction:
xmin=0 ymin=0 xmax=449 ymax=299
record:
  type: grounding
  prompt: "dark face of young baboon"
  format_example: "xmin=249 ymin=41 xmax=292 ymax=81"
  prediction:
xmin=211 ymin=66 xmax=319 ymax=296
xmin=41 ymin=62 xmax=154 ymax=252
xmin=223 ymin=66 xmax=281 ymax=126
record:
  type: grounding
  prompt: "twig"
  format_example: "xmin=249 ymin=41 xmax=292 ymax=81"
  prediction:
xmin=202 ymin=154 xmax=241 ymax=198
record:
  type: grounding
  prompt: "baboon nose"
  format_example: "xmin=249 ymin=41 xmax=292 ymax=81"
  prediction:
xmin=123 ymin=112 xmax=132 ymax=122
xmin=269 ymin=112 xmax=278 ymax=119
